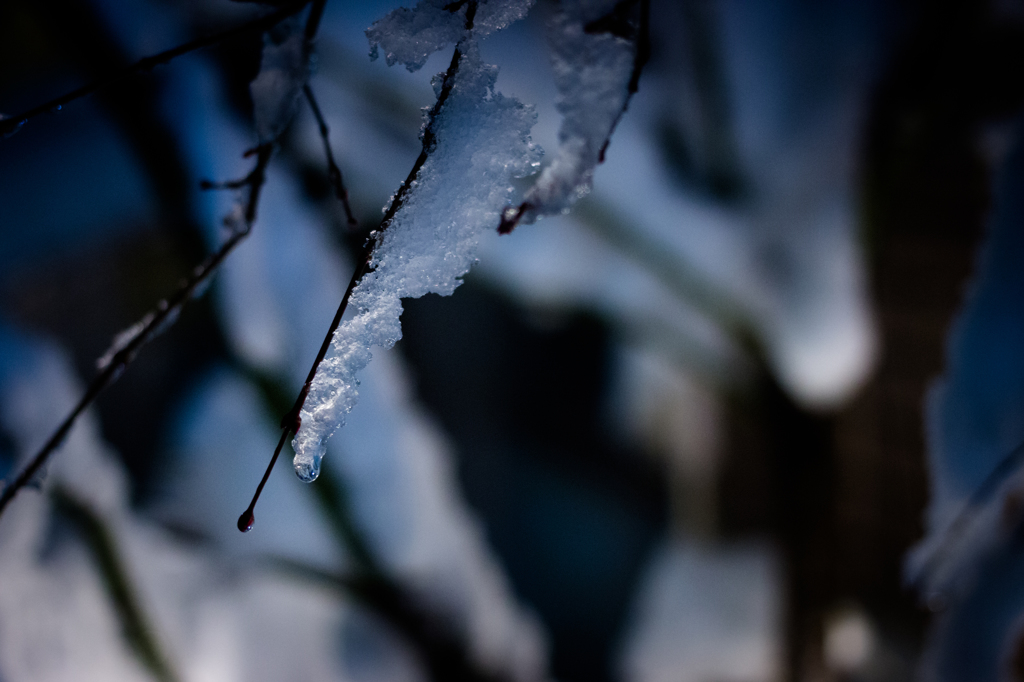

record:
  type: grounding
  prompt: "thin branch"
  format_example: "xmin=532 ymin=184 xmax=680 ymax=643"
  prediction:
xmin=304 ymin=0 xmax=329 ymax=42
xmin=0 ymin=0 xmax=310 ymax=140
xmin=594 ymin=0 xmax=650 ymax=163
xmin=199 ymin=177 xmax=251 ymax=191
xmin=497 ymin=0 xmax=650 ymax=235
xmin=0 ymin=0 xmax=332 ymax=522
xmin=303 ymin=84 xmax=358 ymax=225
xmin=241 ymin=2 xmax=479 ymax=528
xmin=0 ymin=145 xmax=274 ymax=518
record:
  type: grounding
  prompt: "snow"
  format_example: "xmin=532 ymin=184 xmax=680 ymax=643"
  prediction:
xmin=617 ymin=540 xmax=783 ymax=682
xmin=326 ymin=350 xmax=550 ymax=682
xmin=515 ymin=0 xmax=636 ymax=223
xmin=292 ymin=40 xmax=541 ymax=482
xmin=250 ymin=16 xmax=311 ymax=144
xmin=0 ymin=327 xmax=351 ymax=682
xmin=366 ymin=0 xmax=535 ymax=72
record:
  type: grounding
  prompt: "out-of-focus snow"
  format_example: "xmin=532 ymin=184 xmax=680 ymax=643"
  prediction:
xmin=617 ymin=539 xmax=783 ymax=682
xmin=906 ymin=117 xmax=1024 ymax=595
xmin=293 ymin=41 xmax=541 ymax=481
xmin=904 ymin=119 xmax=1024 ymax=682
xmin=328 ymin=348 xmax=551 ymax=682
xmin=251 ymin=16 xmax=311 ymax=144
xmin=0 ymin=327 xmax=352 ymax=682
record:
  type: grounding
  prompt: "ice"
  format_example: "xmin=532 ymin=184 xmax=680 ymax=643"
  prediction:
xmin=292 ymin=40 xmax=541 ymax=481
xmin=514 ymin=0 xmax=636 ymax=223
xmin=250 ymin=16 xmax=311 ymax=144
xmin=367 ymin=0 xmax=535 ymax=72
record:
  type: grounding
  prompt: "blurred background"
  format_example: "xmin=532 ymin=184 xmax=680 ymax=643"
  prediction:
xmin=2 ymin=0 xmax=1024 ymax=680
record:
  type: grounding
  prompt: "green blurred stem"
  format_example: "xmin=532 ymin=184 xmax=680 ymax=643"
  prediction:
xmin=52 ymin=488 xmax=179 ymax=682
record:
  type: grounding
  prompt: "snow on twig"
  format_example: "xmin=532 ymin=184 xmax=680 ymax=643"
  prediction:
xmin=238 ymin=0 xmax=540 ymax=510
xmin=289 ymin=23 xmax=541 ymax=484
xmin=243 ymin=8 xmax=486 ymax=523
xmin=239 ymin=21 xmax=475 ymax=520
xmin=366 ymin=0 xmax=534 ymax=72
xmin=499 ymin=0 xmax=650 ymax=234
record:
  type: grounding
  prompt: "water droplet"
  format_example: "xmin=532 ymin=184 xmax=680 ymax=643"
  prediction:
xmin=237 ymin=509 xmax=255 ymax=532
xmin=293 ymin=454 xmax=321 ymax=483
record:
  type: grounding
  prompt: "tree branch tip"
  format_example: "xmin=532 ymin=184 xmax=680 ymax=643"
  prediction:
xmin=498 ymin=202 xmax=529 ymax=235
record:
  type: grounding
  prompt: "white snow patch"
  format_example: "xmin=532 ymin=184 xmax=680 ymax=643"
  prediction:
xmin=292 ymin=40 xmax=540 ymax=481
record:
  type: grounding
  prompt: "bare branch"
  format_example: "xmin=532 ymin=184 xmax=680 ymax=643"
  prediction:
xmin=0 ymin=0 xmax=310 ymax=140
xmin=0 ymin=0 xmax=334 ymax=521
xmin=303 ymin=84 xmax=358 ymax=225
xmin=241 ymin=3 xmax=480 ymax=528
xmin=594 ymin=0 xmax=650 ymax=163
xmin=0 ymin=144 xmax=274 ymax=518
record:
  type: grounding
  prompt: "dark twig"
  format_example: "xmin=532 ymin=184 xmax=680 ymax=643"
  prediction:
xmin=0 ymin=1 xmax=310 ymax=140
xmin=0 ymin=145 xmax=274 ymax=519
xmin=199 ymin=177 xmax=250 ymax=191
xmin=237 ymin=429 xmax=290 ymax=532
xmin=303 ymin=84 xmax=358 ymax=225
xmin=304 ymin=0 xmax=329 ymax=42
xmin=0 ymin=0 xmax=331 ymax=522
xmin=199 ymin=162 xmax=266 ymax=191
xmin=241 ymin=3 xmax=479 ymax=529
xmin=596 ymin=0 xmax=650 ymax=162
xmin=497 ymin=0 xmax=650 ymax=235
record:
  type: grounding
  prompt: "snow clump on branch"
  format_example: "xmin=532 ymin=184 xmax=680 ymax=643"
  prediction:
xmin=367 ymin=0 xmax=536 ymax=72
xmin=291 ymin=39 xmax=541 ymax=481
xmin=506 ymin=0 xmax=639 ymax=228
